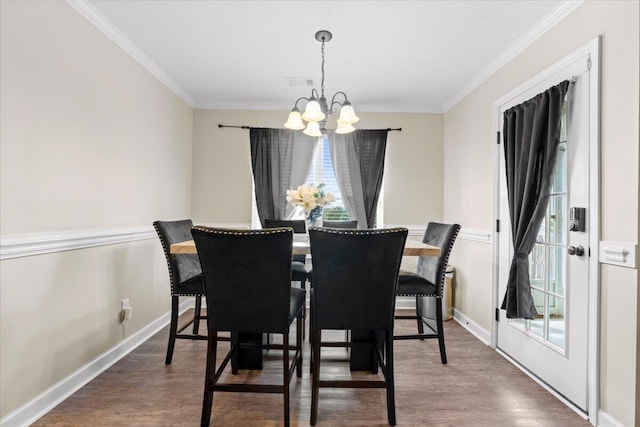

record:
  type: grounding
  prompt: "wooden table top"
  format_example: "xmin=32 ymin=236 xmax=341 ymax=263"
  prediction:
xmin=170 ymin=236 xmax=440 ymax=257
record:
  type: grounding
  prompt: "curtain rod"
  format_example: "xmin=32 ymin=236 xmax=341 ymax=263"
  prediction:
xmin=218 ymin=124 xmax=402 ymax=131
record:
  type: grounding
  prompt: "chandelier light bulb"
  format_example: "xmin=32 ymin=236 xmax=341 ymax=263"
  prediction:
xmin=301 ymin=99 xmax=325 ymax=122
xmin=303 ymin=121 xmax=323 ymax=137
xmin=335 ymin=122 xmax=356 ymax=134
xmin=284 ymin=109 xmax=305 ymax=130
xmin=337 ymin=104 xmax=359 ymax=125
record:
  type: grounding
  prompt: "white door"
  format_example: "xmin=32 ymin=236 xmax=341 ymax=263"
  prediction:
xmin=496 ymin=53 xmax=593 ymax=413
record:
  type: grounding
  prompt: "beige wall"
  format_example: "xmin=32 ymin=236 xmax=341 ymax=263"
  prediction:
xmin=0 ymin=0 xmax=193 ymax=416
xmin=191 ymin=109 xmax=444 ymax=227
xmin=3 ymin=0 xmax=637 ymax=423
xmin=444 ymin=1 xmax=639 ymax=425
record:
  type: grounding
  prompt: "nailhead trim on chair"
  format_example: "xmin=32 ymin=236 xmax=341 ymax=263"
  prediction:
xmin=192 ymin=226 xmax=293 ymax=236
xmin=395 ymin=225 xmax=460 ymax=298
xmin=153 ymin=222 xmax=202 ymax=297
xmin=308 ymin=227 xmax=408 ymax=235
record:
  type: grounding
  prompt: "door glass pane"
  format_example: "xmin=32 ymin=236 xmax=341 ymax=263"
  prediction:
xmin=551 ymin=142 xmax=566 ymax=193
xmin=548 ymin=195 xmax=566 ymax=245
xmin=536 ymin=217 xmax=546 ymax=242
xmin=548 ymin=295 xmax=566 ymax=350
xmin=508 ymin=102 xmax=569 ymax=356
xmin=529 ymin=244 xmax=545 ymax=290
xmin=547 ymin=246 xmax=565 ymax=296
xmin=529 ymin=288 xmax=545 ymax=338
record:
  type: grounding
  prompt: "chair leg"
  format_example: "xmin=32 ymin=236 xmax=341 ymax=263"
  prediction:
xmin=301 ymin=280 xmax=307 ymax=340
xmin=297 ymin=311 xmax=303 ymax=377
xmin=283 ymin=331 xmax=290 ymax=427
xmin=200 ymin=333 xmax=218 ymax=427
xmin=310 ymin=328 xmax=321 ymax=426
xmin=415 ymin=296 xmax=425 ymax=336
xmin=385 ymin=330 xmax=397 ymax=426
xmin=165 ymin=296 xmax=179 ymax=364
xmin=435 ymin=300 xmax=447 ymax=365
xmin=193 ymin=295 xmax=202 ymax=335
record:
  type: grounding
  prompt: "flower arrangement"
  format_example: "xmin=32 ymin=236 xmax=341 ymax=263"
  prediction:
xmin=286 ymin=183 xmax=334 ymax=226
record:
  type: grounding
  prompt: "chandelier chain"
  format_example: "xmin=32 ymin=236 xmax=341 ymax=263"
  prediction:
xmin=320 ymin=38 xmax=325 ymax=99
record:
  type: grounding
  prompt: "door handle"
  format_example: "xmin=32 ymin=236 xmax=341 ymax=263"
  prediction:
xmin=568 ymin=245 xmax=585 ymax=256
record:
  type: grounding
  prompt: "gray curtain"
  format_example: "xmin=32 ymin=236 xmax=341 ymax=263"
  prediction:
xmin=250 ymin=128 xmax=317 ymax=226
xmin=327 ymin=129 xmax=388 ymax=228
xmin=501 ymin=81 xmax=570 ymax=319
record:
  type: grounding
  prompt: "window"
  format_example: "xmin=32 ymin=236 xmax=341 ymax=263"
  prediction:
xmin=300 ymin=137 xmax=349 ymax=221
xmin=251 ymin=136 xmax=384 ymax=227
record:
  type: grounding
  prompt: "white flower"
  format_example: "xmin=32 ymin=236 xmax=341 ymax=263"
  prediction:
xmin=286 ymin=183 xmax=334 ymax=213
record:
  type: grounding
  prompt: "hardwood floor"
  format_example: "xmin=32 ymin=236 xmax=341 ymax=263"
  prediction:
xmin=33 ymin=310 xmax=590 ymax=426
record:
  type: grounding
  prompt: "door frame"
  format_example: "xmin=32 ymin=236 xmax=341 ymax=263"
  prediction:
xmin=491 ymin=36 xmax=601 ymax=424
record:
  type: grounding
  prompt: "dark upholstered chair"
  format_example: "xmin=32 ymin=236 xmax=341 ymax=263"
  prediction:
xmin=309 ymin=227 xmax=407 ymax=426
xmin=264 ymin=218 xmax=310 ymax=339
xmin=321 ymin=219 xmax=358 ymax=229
xmin=394 ymin=222 xmax=460 ymax=365
xmin=306 ymin=218 xmax=358 ymax=323
xmin=153 ymin=220 xmax=208 ymax=364
xmin=264 ymin=218 xmax=310 ymax=288
xmin=192 ymin=227 xmax=304 ymax=427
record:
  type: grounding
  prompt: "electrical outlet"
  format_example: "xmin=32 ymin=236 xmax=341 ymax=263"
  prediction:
xmin=120 ymin=298 xmax=132 ymax=323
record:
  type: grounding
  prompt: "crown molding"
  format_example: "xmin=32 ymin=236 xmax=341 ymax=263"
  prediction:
xmin=442 ymin=0 xmax=584 ymax=112
xmin=194 ymin=101 xmax=444 ymax=114
xmin=65 ymin=0 xmax=195 ymax=108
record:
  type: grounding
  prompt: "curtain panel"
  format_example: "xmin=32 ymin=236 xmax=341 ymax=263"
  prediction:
xmin=501 ymin=80 xmax=570 ymax=319
xmin=250 ymin=128 xmax=317 ymax=226
xmin=327 ymin=129 xmax=388 ymax=228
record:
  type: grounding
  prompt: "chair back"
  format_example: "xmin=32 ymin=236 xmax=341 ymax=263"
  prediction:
xmin=264 ymin=218 xmax=306 ymax=233
xmin=416 ymin=222 xmax=461 ymax=297
xmin=153 ymin=220 xmax=202 ymax=295
xmin=322 ymin=219 xmax=358 ymax=229
xmin=309 ymin=227 xmax=407 ymax=331
xmin=192 ymin=227 xmax=294 ymax=334
xmin=264 ymin=218 xmax=306 ymax=263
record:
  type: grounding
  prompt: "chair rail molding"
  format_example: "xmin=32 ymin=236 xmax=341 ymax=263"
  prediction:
xmin=598 ymin=241 xmax=637 ymax=269
xmin=0 ymin=226 xmax=156 ymax=260
xmin=458 ymin=228 xmax=492 ymax=243
xmin=359 ymin=225 xmax=492 ymax=243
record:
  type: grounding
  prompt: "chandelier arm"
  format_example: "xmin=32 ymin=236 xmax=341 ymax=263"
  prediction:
xmin=329 ymin=91 xmax=350 ymax=111
xmin=292 ymin=96 xmax=310 ymax=110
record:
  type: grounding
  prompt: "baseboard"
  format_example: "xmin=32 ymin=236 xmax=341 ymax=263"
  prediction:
xmin=0 ymin=299 xmax=194 ymax=427
xmin=395 ymin=296 xmax=416 ymax=310
xmin=452 ymin=308 xmax=491 ymax=345
xmin=597 ymin=409 xmax=625 ymax=427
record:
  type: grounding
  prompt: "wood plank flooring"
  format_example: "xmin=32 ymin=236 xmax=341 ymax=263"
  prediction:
xmin=33 ymin=310 xmax=590 ymax=426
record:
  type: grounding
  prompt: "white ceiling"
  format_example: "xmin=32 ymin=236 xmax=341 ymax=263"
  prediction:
xmin=81 ymin=0 xmax=577 ymax=113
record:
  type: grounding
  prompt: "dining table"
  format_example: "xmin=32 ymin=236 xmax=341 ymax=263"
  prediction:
xmin=170 ymin=233 xmax=440 ymax=371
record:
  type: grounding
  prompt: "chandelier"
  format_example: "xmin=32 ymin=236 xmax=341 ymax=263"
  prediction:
xmin=284 ymin=30 xmax=359 ymax=136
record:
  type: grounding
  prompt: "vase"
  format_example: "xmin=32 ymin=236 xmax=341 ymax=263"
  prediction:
xmin=305 ymin=207 xmax=323 ymax=231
